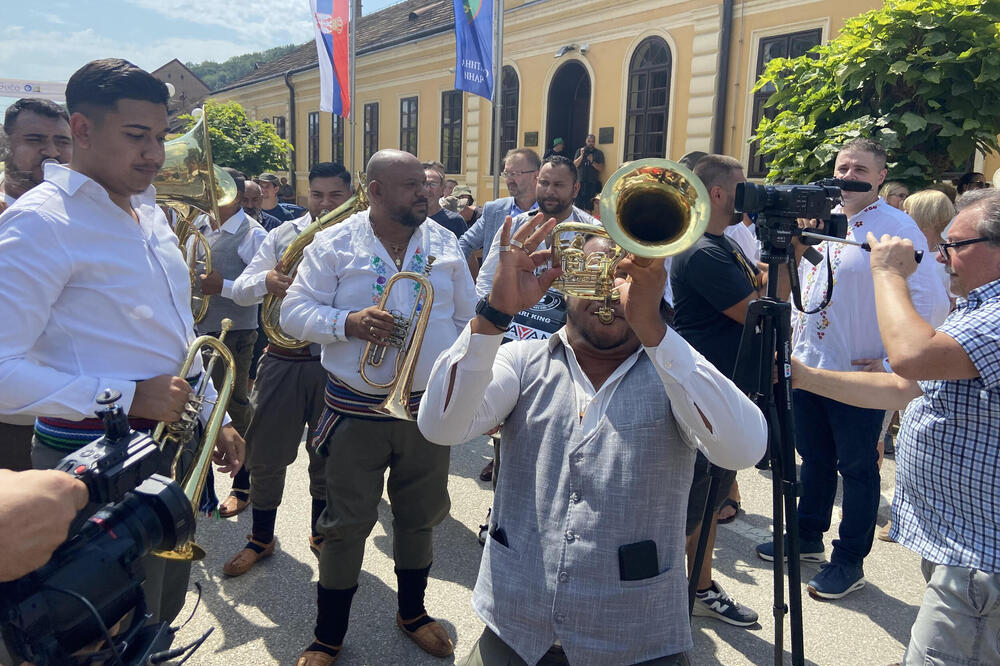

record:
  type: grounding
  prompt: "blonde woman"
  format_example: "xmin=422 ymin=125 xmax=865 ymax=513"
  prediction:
xmin=904 ymin=189 xmax=956 ymax=302
xmin=880 ymin=181 xmax=909 ymax=209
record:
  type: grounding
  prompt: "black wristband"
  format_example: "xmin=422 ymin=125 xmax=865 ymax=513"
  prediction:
xmin=476 ymin=297 xmax=514 ymax=330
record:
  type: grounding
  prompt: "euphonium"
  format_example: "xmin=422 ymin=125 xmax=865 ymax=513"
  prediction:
xmin=359 ymin=257 xmax=436 ymax=421
xmin=550 ymin=158 xmax=710 ymax=323
xmin=152 ymin=319 xmax=236 ymax=561
xmin=261 ymin=175 xmax=370 ymax=348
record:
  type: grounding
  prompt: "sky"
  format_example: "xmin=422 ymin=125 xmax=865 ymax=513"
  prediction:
xmin=1 ymin=0 xmax=402 ymax=86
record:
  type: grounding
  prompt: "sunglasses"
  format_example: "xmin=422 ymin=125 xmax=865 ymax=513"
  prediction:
xmin=937 ymin=236 xmax=991 ymax=261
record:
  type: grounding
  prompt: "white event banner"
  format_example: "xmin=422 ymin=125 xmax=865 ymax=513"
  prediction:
xmin=0 ymin=78 xmax=66 ymax=101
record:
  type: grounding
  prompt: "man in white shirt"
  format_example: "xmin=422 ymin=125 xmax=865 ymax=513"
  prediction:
xmin=195 ymin=168 xmax=267 ymax=517
xmin=0 ymin=98 xmax=74 ymax=470
xmin=0 ymin=57 xmax=243 ymax=624
xmin=756 ymin=138 xmax=949 ymax=600
xmin=221 ymin=162 xmax=353 ymax=577
xmin=417 ymin=218 xmax=767 ymax=665
xmin=280 ymin=149 xmax=476 ymax=666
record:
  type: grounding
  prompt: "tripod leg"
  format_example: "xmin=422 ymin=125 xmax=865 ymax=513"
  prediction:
xmin=687 ymin=470 xmax=724 ymax=616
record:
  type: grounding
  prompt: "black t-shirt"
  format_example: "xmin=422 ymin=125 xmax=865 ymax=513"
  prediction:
xmin=670 ymin=232 xmax=759 ymax=378
xmin=574 ymin=146 xmax=605 ymax=185
xmin=430 ymin=208 xmax=468 ymax=239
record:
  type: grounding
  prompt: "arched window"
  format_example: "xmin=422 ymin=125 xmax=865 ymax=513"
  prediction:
xmin=491 ymin=66 xmax=520 ymax=173
xmin=624 ymin=37 xmax=671 ymax=161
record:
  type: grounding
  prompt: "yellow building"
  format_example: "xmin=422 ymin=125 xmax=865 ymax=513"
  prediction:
xmin=213 ymin=0 xmax=999 ymax=202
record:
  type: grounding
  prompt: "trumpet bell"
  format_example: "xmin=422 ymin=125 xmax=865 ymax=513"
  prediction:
xmin=599 ymin=158 xmax=710 ymax=258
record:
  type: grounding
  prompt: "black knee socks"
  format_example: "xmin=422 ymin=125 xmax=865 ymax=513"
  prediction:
xmin=314 ymin=583 xmax=358 ymax=648
xmin=249 ymin=508 xmax=278 ymax=548
xmin=311 ymin=498 xmax=327 ymax=537
xmin=396 ymin=564 xmax=432 ymax=621
xmin=230 ymin=466 xmax=250 ymax=501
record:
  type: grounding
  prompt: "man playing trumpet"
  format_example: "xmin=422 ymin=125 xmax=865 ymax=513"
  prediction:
xmin=280 ymin=149 xmax=476 ymax=665
xmin=418 ymin=216 xmax=767 ymax=665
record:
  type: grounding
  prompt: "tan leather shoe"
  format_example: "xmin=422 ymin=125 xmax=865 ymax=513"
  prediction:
xmin=295 ymin=641 xmax=341 ymax=666
xmin=218 ymin=493 xmax=249 ymax=518
xmin=309 ymin=534 xmax=324 ymax=558
xmin=222 ymin=535 xmax=275 ymax=577
xmin=396 ymin=613 xmax=454 ymax=657
xmin=877 ymin=521 xmax=895 ymax=543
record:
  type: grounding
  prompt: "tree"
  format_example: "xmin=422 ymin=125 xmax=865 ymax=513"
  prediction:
xmin=752 ymin=0 xmax=1000 ymax=185
xmin=187 ymin=44 xmax=299 ymax=91
xmin=178 ymin=100 xmax=292 ymax=177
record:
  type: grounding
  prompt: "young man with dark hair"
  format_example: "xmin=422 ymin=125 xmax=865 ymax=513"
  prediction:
xmin=757 ymin=137 xmax=949 ymax=600
xmin=1 ymin=98 xmax=72 ymax=207
xmin=0 ymin=57 xmax=244 ymax=625
xmin=196 ymin=166 xmax=268 ymax=517
xmin=259 ymin=172 xmax=306 ymax=221
xmin=223 ymin=162 xmax=353 ymax=577
xmin=573 ymin=133 xmax=604 ymax=213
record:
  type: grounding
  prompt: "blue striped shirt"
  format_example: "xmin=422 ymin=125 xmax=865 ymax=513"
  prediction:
xmin=891 ymin=278 xmax=1000 ymax=570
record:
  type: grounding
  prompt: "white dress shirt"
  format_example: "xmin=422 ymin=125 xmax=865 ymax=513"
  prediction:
xmin=231 ymin=212 xmax=311 ymax=306
xmin=792 ymin=198 xmax=950 ymax=371
xmin=280 ymin=210 xmax=478 ymax=394
xmin=418 ymin=324 xmax=768 ymax=472
xmin=0 ymin=163 xmax=219 ymax=421
xmin=725 ymin=221 xmax=760 ymax=264
xmin=195 ymin=209 xmax=268 ymax=300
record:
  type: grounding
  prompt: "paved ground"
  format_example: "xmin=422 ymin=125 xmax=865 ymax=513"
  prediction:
xmin=172 ymin=434 xmax=922 ymax=665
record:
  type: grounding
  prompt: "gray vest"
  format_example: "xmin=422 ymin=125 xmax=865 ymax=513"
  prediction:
xmin=270 ymin=219 xmax=321 ymax=356
xmin=197 ymin=216 xmax=262 ymax=334
xmin=473 ymin=338 xmax=696 ymax=666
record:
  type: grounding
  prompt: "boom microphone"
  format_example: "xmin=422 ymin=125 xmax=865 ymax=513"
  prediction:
xmin=814 ymin=178 xmax=872 ymax=192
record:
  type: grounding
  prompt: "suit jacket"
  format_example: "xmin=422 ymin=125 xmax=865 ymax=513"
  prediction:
xmin=459 ymin=196 xmax=514 ymax=259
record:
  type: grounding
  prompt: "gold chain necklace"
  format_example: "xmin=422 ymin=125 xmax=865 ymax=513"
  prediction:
xmin=372 ymin=228 xmax=409 ymax=268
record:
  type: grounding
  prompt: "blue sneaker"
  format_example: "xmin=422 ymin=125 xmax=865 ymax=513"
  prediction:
xmin=755 ymin=537 xmax=826 ymax=563
xmin=807 ymin=563 xmax=865 ymax=600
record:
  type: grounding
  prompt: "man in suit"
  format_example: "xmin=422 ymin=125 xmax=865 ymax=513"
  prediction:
xmin=459 ymin=148 xmax=539 ymax=268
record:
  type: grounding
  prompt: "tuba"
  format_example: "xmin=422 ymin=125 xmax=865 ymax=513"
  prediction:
xmin=152 ymin=319 xmax=236 ymax=561
xmin=154 ymin=108 xmax=239 ymax=324
xmin=261 ymin=175 xmax=370 ymax=348
xmin=360 ymin=257 xmax=436 ymax=421
xmin=550 ymin=158 xmax=710 ymax=323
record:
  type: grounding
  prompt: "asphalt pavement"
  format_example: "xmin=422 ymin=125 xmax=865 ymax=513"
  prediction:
xmin=171 ymin=434 xmax=922 ymax=665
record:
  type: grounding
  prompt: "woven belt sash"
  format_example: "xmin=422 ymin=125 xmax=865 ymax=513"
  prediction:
xmin=312 ymin=373 xmax=423 ymax=454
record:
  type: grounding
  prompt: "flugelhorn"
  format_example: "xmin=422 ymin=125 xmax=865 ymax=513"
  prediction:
xmin=360 ymin=257 xmax=436 ymax=421
xmin=152 ymin=319 xmax=236 ymax=561
xmin=262 ymin=174 xmax=370 ymax=348
xmin=549 ymin=158 xmax=710 ymax=323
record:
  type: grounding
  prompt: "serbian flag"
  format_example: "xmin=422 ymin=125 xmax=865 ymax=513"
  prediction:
xmin=311 ymin=0 xmax=351 ymax=116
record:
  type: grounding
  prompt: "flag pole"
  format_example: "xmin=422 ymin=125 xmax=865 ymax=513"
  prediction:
xmin=350 ymin=0 xmax=359 ymax=174
xmin=491 ymin=0 xmax=504 ymax=200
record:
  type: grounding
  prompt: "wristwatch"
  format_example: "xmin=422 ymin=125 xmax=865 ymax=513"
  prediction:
xmin=475 ymin=297 xmax=514 ymax=330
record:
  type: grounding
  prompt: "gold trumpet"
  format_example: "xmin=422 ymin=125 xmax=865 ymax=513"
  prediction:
xmin=360 ymin=257 xmax=436 ymax=421
xmin=550 ymin=158 xmax=710 ymax=323
xmin=152 ymin=318 xmax=236 ymax=561
xmin=261 ymin=175 xmax=370 ymax=349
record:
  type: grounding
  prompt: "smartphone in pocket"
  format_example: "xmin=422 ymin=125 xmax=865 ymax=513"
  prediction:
xmin=618 ymin=540 xmax=659 ymax=581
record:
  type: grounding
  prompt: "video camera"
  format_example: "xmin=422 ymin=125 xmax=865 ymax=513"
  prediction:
xmin=735 ymin=178 xmax=870 ymax=255
xmin=0 ymin=391 xmax=198 ymax=665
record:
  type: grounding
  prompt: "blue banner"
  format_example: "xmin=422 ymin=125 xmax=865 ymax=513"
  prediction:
xmin=453 ymin=0 xmax=494 ymax=100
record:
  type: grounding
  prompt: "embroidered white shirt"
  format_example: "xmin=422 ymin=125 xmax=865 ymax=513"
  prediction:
xmin=231 ymin=213 xmax=311 ymax=306
xmin=279 ymin=210 xmax=478 ymax=394
xmin=0 ymin=163 xmax=220 ymax=420
xmin=792 ymin=198 xmax=950 ymax=371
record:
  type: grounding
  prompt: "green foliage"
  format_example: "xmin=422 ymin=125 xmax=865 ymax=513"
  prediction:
xmin=186 ymin=44 xmax=298 ymax=91
xmin=177 ymin=100 xmax=292 ymax=176
xmin=752 ymin=0 xmax=1000 ymax=185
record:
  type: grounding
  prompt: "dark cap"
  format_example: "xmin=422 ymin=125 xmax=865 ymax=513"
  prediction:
xmin=258 ymin=173 xmax=280 ymax=185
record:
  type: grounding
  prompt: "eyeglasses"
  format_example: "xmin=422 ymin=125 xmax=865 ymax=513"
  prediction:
xmin=937 ymin=236 xmax=991 ymax=261
xmin=501 ymin=169 xmax=538 ymax=178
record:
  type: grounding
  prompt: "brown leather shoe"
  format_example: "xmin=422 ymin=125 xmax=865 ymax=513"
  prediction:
xmin=218 ymin=493 xmax=249 ymax=518
xmin=396 ymin=613 xmax=454 ymax=657
xmin=222 ymin=535 xmax=275 ymax=577
xmin=309 ymin=534 xmax=324 ymax=558
xmin=877 ymin=521 xmax=896 ymax=543
xmin=295 ymin=640 xmax=341 ymax=666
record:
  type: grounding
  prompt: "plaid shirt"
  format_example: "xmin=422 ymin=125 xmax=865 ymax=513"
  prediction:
xmin=891 ymin=277 xmax=1000 ymax=571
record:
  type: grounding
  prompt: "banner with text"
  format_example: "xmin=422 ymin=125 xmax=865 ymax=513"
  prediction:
xmin=311 ymin=0 xmax=351 ymax=116
xmin=452 ymin=0 xmax=494 ymax=100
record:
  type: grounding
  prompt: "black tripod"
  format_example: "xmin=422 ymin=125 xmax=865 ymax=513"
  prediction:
xmin=732 ymin=241 xmax=805 ymax=666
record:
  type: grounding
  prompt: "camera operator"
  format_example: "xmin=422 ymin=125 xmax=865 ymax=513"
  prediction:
xmin=0 ymin=469 xmax=88 ymax=582
xmin=572 ymin=133 xmax=604 ymax=213
xmin=755 ymin=138 xmax=949 ymax=601
xmin=790 ymin=187 xmax=1000 ymax=665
